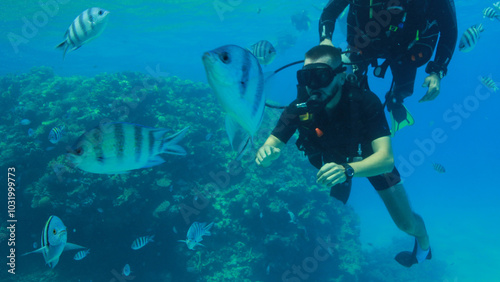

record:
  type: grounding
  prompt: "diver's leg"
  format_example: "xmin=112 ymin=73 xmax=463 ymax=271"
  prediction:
xmin=377 ymin=183 xmax=429 ymax=248
xmin=377 ymin=183 xmax=431 ymax=267
xmin=390 ymin=62 xmax=417 ymax=100
xmin=385 ymin=63 xmax=417 ymax=132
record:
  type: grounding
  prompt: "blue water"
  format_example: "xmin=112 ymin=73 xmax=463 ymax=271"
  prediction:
xmin=1 ymin=0 xmax=500 ymax=281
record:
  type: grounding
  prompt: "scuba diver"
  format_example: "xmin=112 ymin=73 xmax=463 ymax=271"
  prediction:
xmin=291 ymin=10 xmax=311 ymax=32
xmin=255 ymin=45 xmax=431 ymax=268
xmin=319 ymin=0 xmax=457 ymax=134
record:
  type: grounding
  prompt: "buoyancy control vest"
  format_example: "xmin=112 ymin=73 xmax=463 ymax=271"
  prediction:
xmin=294 ymin=80 xmax=367 ymax=170
xmin=347 ymin=0 xmax=431 ymax=56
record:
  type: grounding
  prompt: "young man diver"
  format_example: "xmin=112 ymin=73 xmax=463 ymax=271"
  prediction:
xmin=319 ymin=0 xmax=458 ymax=134
xmin=255 ymin=45 xmax=431 ymax=267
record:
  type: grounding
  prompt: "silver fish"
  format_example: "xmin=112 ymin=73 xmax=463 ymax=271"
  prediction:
xmin=249 ymin=40 xmax=277 ymax=65
xmin=67 ymin=122 xmax=188 ymax=174
xmin=483 ymin=7 xmax=500 ymax=20
xmin=131 ymin=235 xmax=154 ymax=250
xmin=122 ymin=263 xmax=131 ymax=276
xmin=459 ymin=24 xmax=484 ymax=52
xmin=22 ymin=216 xmax=85 ymax=268
xmin=481 ymin=77 xmax=498 ymax=92
xmin=178 ymin=222 xmax=214 ymax=250
xmin=202 ymin=45 xmax=268 ymax=158
xmin=56 ymin=7 xmax=110 ymax=59
xmin=288 ymin=210 xmax=297 ymax=224
xmin=48 ymin=125 xmax=65 ymax=144
xmin=73 ymin=249 xmax=90 ymax=260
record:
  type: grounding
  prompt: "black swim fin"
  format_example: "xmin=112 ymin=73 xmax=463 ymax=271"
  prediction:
xmin=395 ymin=239 xmax=432 ymax=268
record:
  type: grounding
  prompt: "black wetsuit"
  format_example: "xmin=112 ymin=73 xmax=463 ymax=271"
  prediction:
xmin=319 ymin=0 xmax=458 ymax=100
xmin=271 ymin=83 xmax=401 ymax=204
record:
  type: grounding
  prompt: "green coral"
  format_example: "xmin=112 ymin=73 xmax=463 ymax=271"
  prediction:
xmin=113 ymin=187 xmax=140 ymax=207
xmin=153 ymin=200 xmax=171 ymax=218
xmin=156 ymin=176 xmax=172 ymax=188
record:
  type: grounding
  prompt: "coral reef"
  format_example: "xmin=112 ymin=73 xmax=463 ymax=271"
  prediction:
xmin=0 ymin=66 xmax=446 ymax=281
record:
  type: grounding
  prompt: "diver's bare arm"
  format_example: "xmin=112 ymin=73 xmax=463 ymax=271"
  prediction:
xmin=349 ymin=136 xmax=394 ymax=177
xmin=262 ymin=135 xmax=285 ymax=149
xmin=255 ymin=135 xmax=285 ymax=167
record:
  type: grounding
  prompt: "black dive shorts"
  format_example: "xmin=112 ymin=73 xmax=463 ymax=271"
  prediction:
xmin=367 ymin=167 xmax=401 ymax=191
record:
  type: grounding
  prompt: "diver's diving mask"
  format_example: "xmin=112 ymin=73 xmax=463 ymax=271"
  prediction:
xmin=297 ymin=63 xmax=346 ymax=90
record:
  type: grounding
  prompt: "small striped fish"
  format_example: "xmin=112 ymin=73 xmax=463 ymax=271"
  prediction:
xmin=483 ymin=7 xmax=500 ymax=20
xmin=202 ymin=45 xmax=269 ymax=158
xmin=481 ymin=77 xmax=498 ymax=92
xmin=67 ymin=123 xmax=188 ymax=174
xmin=432 ymin=162 xmax=446 ymax=173
xmin=48 ymin=125 xmax=65 ymax=144
xmin=73 ymin=249 xmax=90 ymax=260
xmin=21 ymin=216 xmax=85 ymax=268
xmin=56 ymin=7 xmax=110 ymax=59
xmin=131 ymin=235 xmax=154 ymax=250
xmin=249 ymin=40 xmax=277 ymax=65
xmin=459 ymin=24 xmax=484 ymax=52
xmin=178 ymin=222 xmax=214 ymax=250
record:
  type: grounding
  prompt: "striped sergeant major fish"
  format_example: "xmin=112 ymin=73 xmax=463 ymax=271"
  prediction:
xmin=249 ymin=40 xmax=277 ymax=65
xmin=178 ymin=222 xmax=214 ymax=250
xmin=459 ymin=24 xmax=484 ymax=53
xmin=481 ymin=76 xmax=498 ymax=92
xmin=73 ymin=249 xmax=90 ymax=260
xmin=67 ymin=122 xmax=189 ymax=174
xmin=202 ymin=45 xmax=272 ymax=159
xmin=131 ymin=235 xmax=154 ymax=250
xmin=483 ymin=7 xmax=500 ymax=20
xmin=56 ymin=7 xmax=110 ymax=59
xmin=22 ymin=216 xmax=85 ymax=268
xmin=495 ymin=2 xmax=500 ymax=12
xmin=432 ymin=162 xmax=446 ymax=173
xmin=48 ymin=125 xmax=65 ymax=144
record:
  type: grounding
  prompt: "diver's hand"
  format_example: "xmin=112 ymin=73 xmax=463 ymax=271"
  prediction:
xmin=317 ymin=162 xmax=346 ymax=187
xmin=420 ymin=74 xmax=441 ymax=102
xmin=255 ymin=145 xmax=281 ymax=167
xmin=320 ymin=39 xmax=334 ymax=47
